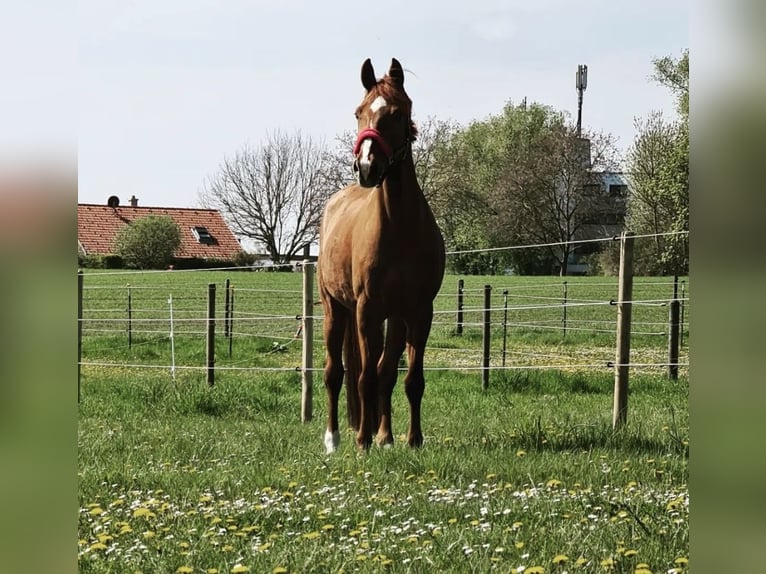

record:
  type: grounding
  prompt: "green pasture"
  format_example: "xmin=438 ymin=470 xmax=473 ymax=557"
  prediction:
xmin=78 ymin=269 xmax=689 ymax=573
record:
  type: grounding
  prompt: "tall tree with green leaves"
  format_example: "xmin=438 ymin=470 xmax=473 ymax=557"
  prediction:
xmin=113 ymin=215 xmax=181 ymax=269
xmin=626 ymin=49 xmax=689 ymax=275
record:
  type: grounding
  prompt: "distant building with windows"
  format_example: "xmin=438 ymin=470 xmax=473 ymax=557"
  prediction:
xmin=77 ymin=195 xmax=243 ymax=263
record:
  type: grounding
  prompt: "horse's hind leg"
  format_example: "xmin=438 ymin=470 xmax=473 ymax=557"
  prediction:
xmin=404 ymin=306 xmax=434 ymax=448
xmin=323 ymin=299 xmax=347 ymax=454
xmin=376 ymin=318 xmax=407 ymax=447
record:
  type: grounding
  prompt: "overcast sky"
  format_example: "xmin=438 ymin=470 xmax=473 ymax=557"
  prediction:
xmin=75 ymin=1 xmax=688 ymax=208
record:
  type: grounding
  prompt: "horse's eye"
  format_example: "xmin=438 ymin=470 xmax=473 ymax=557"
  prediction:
xmin=354 ymin=112 xmax=360 ymax=120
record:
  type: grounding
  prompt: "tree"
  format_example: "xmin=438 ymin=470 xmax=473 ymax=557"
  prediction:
xmin=438 ymin=101 xmax=619 ymax=275
xmin=113 ymin=215 xmax=181 ymax=269
xmin=626 ymin=49 xmax=689 ymax=275
xmin=201 ymin=131 xmax=334 ymax=264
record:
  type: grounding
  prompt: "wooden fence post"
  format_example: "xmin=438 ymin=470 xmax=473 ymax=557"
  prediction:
xmin=224 ymin=278 xmax=231 ymax=338
xmin=78 ymin=270 xmax=83 ymax=403
xmin=301 ymin=260 xmax=314 ymax=422
xmin=127 ymin=284 xmax=132 ymax=349
xmin=456 ymin=279 xmax=464 ymax=335
xmin=482 ymin=284 xmax=491 ymax=391
xmin=207 ymin=283 xmax=216 ymax=387
xmin=613 ymin=232 xmax=634 ymax=429
xmin=668 ymin=299 xmax=680 ymax=380
xmin=562 ymin=280 xmax=568 ymax=337
xmin=502 ymin=289 xmax=508 ymax=367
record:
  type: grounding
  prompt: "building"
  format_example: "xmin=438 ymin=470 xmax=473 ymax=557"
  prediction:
xmin=78 ymin=195 xmax=242 ymax=263
xmin=567 ymin=171 xmax=629 ymax=274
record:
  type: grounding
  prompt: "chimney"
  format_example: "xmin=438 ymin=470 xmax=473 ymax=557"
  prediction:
xmin=129 ymin=195 xmax=139 ymax=207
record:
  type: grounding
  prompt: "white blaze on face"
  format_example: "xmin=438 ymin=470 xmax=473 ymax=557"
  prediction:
xmin=370 ymin=95 xmax=387 ymax=114
xmin=357 ymin=95 xmax=388 ymax=180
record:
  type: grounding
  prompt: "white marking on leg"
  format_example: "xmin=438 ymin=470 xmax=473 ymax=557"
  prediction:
xmin=370 ymin=95 xmax=387 ymax=113
xmin=324 ymin=430 xmax=340 ymax=454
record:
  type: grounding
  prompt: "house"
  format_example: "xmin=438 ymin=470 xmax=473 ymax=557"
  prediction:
xmin=77 ymin=195 xmax=242 ymax=263
xmin=567 ymin=171 xmax=629 ymax=274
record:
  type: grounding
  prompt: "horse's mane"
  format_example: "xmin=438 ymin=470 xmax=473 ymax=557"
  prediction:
xmin=365 ymin=76 xmax=418 ymax=141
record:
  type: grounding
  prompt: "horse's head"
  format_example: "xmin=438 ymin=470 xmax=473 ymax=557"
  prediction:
xmin=352 ymin=58 xmax=417 ymax=188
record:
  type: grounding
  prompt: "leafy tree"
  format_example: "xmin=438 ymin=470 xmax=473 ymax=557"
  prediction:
xmin=626 ymin=49 xmax=689 ymax=275
xmin=436 ymin=101 xmax=619 ymax=275
xmin=201 ymin=131 xmax=334 ymax=264
xmin=113 ymin=215 xmax=181 ymax=269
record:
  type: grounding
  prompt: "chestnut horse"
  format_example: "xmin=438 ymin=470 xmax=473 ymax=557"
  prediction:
xmin=318 ymin=58 xmax=445 ymax=452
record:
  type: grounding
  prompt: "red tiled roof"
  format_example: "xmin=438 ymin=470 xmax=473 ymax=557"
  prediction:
xmin=77 ymin=203 xmax=242 ymax=259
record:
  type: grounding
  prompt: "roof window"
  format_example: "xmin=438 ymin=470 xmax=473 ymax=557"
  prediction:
xmin=191 ymin=226 xmax=214 ymax=244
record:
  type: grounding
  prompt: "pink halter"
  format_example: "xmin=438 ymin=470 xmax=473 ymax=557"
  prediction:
xmin=352 ymin=128 xmax=393 ymax=160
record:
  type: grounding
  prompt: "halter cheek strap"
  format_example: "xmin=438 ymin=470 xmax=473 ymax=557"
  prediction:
xmin=352 ymin=128 xmax=393 ymax=159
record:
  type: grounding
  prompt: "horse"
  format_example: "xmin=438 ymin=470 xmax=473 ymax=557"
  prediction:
xmin=317 ymin=58 xmax=446 ymax=452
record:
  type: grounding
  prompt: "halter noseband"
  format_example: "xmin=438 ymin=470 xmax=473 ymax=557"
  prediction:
xmin=352 ymin=126 xmax=412 ymax=186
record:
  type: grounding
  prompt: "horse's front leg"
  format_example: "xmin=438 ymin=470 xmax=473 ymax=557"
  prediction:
xmin=404 ymin=305 xmax=434 ymax=448
xmin=356 ymin=301 xmax=384 ymax=450
xmin=322 ymin=299 xmax=347 ymax=454
xmin=376 ymin=318 xmax=406 ymax=447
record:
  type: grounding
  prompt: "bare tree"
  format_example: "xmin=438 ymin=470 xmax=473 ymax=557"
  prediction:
xmin=201 ymin=131 xmax=334 ymax=263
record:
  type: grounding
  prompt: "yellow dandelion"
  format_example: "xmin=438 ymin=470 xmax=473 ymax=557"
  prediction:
xmin=575 ymin=556 xmax=588 ymax=567
xmin=176 ymin=567 xmax=193 ymax=574
xmin=231 ymin=566 xmax=250 ymax=573
xmin=674 ymin=557 xmax=689 ymax=565
xmin=206 ymin=569 xmax=219 ymax=574
xmin=552 ymin=554 xmax=569 ymax=564
xmin=303 ymin=531 xmax=321 ymax=540
xmin=600 ymin=557 xmax=614 ymax=569
xmin=524 ymin=567 xmax=545 ymax=574
xmin=515 ymin=541 xmax=525 ymax=549
xmin=257 ymin=542 xmax=271 ymax=552
xmin=322 ymin=524 xmax=335 ymax=531
xmin=273 ymin=568 xmax=288 ymax=574
xmin=447 ymin=518 xmax=458 ymax=524
xmin=516 ymin=449 xmax=526 ymax=457
xmin=89 ymin=507 xmax=105 ymax=516
xmin=88 ymin=542 xmax=108 ymax=552
xmin=634 ymin=568 xmax=652 ymax=574
xmin=546 ymin=479 xmax=562 ymax=488
xmin=143 ymin=531 xmax=155 ymax=539
xmin=133 ymin=507 xmax=155 ymax=519
xmin=624 ymin=549 xmax=638 ymax=558
xmin=223 ymin=545 xmax=235 ymax=552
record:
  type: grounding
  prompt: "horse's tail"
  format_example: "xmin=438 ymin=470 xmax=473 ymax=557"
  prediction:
xmin=343 ymin=312 xmax=362 ymax=430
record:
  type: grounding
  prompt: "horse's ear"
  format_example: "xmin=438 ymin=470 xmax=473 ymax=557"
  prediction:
xmin=361 ymin=59 xmax=376 ymax=91
xmin=388 ymin=58 xmax=404 ymax=86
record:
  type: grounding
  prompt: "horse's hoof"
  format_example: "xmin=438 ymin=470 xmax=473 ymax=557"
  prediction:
xmin=407 ymin=434 xmax=423 ymax=448
xmin=324 ymin=430 xmax=340 ymax=454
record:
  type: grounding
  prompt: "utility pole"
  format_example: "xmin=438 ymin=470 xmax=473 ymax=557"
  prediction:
xmin=576 ymin=64 xmax=588 ymax=138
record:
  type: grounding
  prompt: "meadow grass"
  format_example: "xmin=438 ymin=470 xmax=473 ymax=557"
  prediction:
xmin=78 ymin=269 xmax=688 ymax=573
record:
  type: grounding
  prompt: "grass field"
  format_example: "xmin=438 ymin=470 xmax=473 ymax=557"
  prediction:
xmin=78 ymin=269 xmax=689 ymax=573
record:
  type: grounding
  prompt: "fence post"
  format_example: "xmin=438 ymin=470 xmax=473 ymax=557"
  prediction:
xmin=224 ymin=278 xmax=231 ymax=338
xmin=301 ymin=260 xmax=314 ymax=422
xmin=502 ymin=289 xmax=508 ymax=367
xmin=78 ymin=270 xmax=83 ymax=403
xmin=456 ymin=279 xmax=464 ymax=335
xmin=482 ymin=284 xmax=491 ymax=390
xmin=679 ymin=280 xmax=686 ymax=348
xmin=228 ymin=285 xmax=234 ymax=358
xmin=562 ymin=280 xmax=568 ymax=337
xmin=127 ymin=284 xmax=132 ymax=349
xmin=207 ymin=283 xmax=216 ymax=387
xmin=613 ymin=232 xmax=634 ymax=429
xmin=668 ymin=299 xmax=680 ymax=380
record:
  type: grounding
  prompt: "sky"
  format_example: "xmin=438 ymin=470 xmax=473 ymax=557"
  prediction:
xmin=75 ymin=0 xmax=689 ymax=209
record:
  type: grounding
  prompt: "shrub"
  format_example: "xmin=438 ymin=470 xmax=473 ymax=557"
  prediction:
xmin=113 ymin=216 xmax=181 ymax=269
